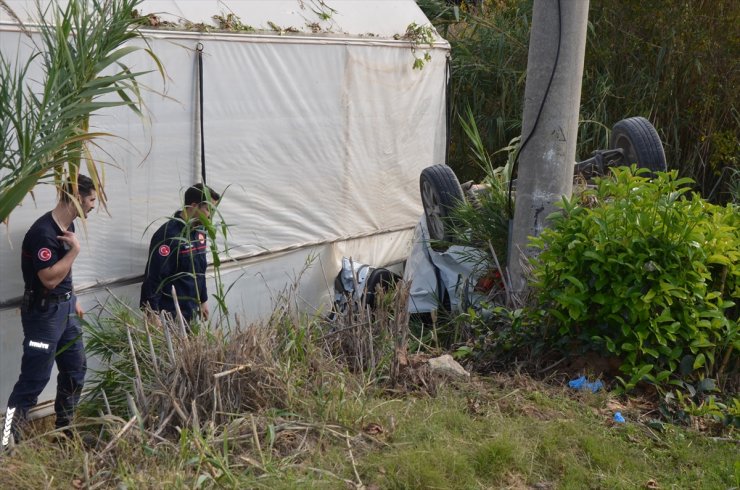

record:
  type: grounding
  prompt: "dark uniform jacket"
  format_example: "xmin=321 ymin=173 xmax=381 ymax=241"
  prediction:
xmin=21 ymin=211 xmax=73 ymax=296
xmin=140 ymin=211 xmax=208 ymax=320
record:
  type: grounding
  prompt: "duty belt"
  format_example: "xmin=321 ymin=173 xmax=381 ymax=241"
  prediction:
xmin=46 ymin=291 xmax=73 ymax=303
xmin=25 ymin=290 xmax=73 ymax=304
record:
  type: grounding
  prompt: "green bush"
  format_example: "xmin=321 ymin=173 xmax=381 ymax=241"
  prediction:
xmin=531 ymin=167 xmax=738 ymax=390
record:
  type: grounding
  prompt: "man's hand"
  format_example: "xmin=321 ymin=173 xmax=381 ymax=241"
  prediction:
xmin=57 ymin=230 xmax=81 ymax=253
xmin=38 ymin=231 xmax=81 ymax=290
xmin=200 ymin=301 xmax=210 ymax=321
xmin=75 ymin=300 xmax=84 ymax=318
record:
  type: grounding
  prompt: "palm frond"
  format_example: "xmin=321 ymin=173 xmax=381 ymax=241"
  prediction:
xmin=0 ymin=0 xmax=161 ymax=222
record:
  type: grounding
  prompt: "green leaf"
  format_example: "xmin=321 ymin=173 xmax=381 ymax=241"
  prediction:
xmin=658 ymin=345 xmax=673 ymax=357
xmin=93 ymin=46 xmax=142 ymax=72
xmin=654 ymin=308 xmax=674 ymax=323
xmin=644 ymin=347 xmax=659 ymax=358
xmin=636 ymin=364 xmax=654 ymax=379
xmin=606 ymin=338 xmax=616 ymax=352
xmin=0 ymin=173 xmax=41 ymax=223
xmin=693 ymin=353 xmax=706 ymax=369
xmin=583 ymin=250 xmax=605 ymax=263
xmin=707 ymin=254 xmax=731 ymax=266
xmin=592 ymin=293 xmax=608 ymax=304
xmin=562 ymin=275 xmax=586 ymax=291
xmin=691 ymin=338 xmax=714 ymax=349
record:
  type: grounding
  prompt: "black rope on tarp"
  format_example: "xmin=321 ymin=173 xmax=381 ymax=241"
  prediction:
xmin=196 ymin=42 xmax=206 ymax=185
xmin=445 ymin=53 xmax=452 ymax=166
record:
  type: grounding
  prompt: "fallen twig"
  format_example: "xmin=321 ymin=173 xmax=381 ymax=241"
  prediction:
xmin=302 ymin=465 xmax=357 ymax=486
xmin=100 ymin=416 xmax=137 ymax=455
xmin=345 ymin=431 xmax=363 ymax=488
xmin=214 ymin=364 xmax=251 ymax=379
xmin=251 ymin=414 xmax=265 ymax=467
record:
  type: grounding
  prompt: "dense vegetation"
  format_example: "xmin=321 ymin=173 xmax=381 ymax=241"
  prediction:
xmin=0 ymin=296 xmax=736 ymax=488
xmin=419 ymin=0 xmax=739 ymax=202
xmin=417 ymin=0 xmax=738 ymax=433
xmin=0 ymin=2 xmax=736 ymax=488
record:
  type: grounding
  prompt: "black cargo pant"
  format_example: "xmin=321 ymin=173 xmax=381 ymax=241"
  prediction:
xmin=2 ymin=296 xmax=86 ymax=448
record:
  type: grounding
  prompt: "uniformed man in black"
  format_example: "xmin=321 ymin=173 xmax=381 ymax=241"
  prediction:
xmin=2 ymin=175 xmax=97 ymax=450
xmin=140 ymin=183 xmax=220 ymax=322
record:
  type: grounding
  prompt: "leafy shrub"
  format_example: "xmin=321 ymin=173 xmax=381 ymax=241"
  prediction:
xmin=531 ymin=167 xmax=739 ymax=391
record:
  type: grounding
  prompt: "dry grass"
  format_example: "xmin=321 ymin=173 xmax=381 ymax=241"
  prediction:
xmin=72 ymin=281 xmax=439 ymax=461
xmin=1 ymin=282 xmax=735 ymax=489
xmin=142 ymin=320 xmax=289 ymax=433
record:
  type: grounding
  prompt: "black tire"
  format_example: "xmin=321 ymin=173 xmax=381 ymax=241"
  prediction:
xmin=419 ymin=164 xmax=464 ymax=247
xmin=364 ymin=268 xmax=398 ymax=309
xmin=610 ymin=117 xmax=667 ymax=172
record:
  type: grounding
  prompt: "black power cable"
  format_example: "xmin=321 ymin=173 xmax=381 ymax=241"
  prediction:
xmin=507 ymin=0 xmax=562 ymax=218
xmin=196 ymin=42 xmax=206 ymax=185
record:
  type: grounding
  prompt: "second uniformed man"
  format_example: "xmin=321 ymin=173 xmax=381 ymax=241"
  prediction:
xmin=140 ymin=183 xmax=220 ymax=322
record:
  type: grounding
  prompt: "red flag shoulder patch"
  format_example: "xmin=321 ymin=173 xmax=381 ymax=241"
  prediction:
xmin=38 ymin=248 xmax=52 ymax=262
xmin=158 ymin=245 xmax=171 ymax=257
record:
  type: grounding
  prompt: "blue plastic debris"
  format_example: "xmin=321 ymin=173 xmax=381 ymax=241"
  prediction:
xmin=613 ymin=412 xmax=626 ymax=423
xmin=588 ymin=379 xmax=604 ymax=392
xmin=568 ymin=375 xmax=604 ymax=393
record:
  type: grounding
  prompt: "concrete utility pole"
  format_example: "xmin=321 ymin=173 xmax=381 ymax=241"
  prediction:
xmin=507 ymin=0 xmax=590 ymax=293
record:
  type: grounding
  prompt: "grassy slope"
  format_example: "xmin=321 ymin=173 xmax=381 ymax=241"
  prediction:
xmin=1 ymin=374 xmax=736 ymax=489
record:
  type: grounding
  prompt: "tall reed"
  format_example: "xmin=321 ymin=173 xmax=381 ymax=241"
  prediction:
xmin=0 ymin=0 xmax=161 ymax=221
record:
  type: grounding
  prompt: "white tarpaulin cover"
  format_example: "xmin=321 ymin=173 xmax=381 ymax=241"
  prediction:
xmin=0 ymin=0 xmax=448 ymax=407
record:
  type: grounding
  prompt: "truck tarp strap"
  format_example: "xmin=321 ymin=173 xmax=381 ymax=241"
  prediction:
xmin=445 ymin=54 xmax=451 ymax=166
xmin=197 ymin=42 xmax=206 ymax=185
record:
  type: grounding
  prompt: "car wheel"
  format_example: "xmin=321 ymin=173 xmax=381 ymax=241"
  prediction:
xmin=364 ymin=268 xmax=398 ymax=309
xmin=610 ymin=117 xmax=667 ymax=172
xmin=419 ymin=164 xmax=464 ymax=248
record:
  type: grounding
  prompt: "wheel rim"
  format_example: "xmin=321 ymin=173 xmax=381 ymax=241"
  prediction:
xmin=421 ymin=179 xmax=445 ymax=240
xmin=614 ymin=134 xmax=637 ymax=165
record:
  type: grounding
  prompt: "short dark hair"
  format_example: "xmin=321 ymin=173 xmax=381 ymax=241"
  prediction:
xmin=61 ymin=175 xmax=95 ymax=202
xmin=184 ymin=183 xmax=220 ymax=206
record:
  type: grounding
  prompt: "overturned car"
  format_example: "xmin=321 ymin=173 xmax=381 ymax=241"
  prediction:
xmin=336 ymin=117 xmax=668 ymax=316
xmin=405 ymin=116 xmax=668 ymax=315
